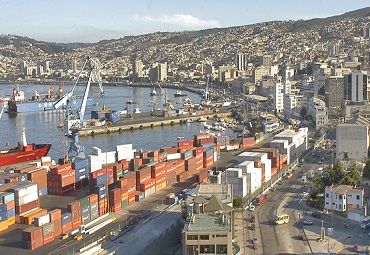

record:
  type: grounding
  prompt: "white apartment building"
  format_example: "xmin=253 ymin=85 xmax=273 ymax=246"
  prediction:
xmin=273 ymin=81 xmax=284 ymax=112
xmin=308 ymin=97 xmax=328 ymax=130
xmin=324 ymin=185 xmax=364 ymax=213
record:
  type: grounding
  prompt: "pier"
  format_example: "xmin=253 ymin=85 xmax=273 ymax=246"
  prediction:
xmin=78 ymin=110 xmax=233 ymax=136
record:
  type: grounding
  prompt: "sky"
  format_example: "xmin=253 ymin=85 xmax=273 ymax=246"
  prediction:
xmin=1 ymin=0 xmax=369 ymax=43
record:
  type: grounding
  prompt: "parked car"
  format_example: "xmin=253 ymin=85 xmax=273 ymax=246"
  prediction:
xmin=249 ymin=205 xmax=256 ymax=211
xmin=303 ymin=220 xmax=313 ymax=225
xmin=312 ymin=211 xmax=321 ymax=219
xmin=270 ymin=187 xmax=276 ymax=192
xmin=253 ymin=237 xmax=259 ymax=249
xmin=250 ymin=215 xmax=256 ymax=223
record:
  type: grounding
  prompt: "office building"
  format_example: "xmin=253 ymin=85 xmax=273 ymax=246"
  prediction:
xmin=236 ymin=53 xmax=246 ymax=71
xmin=325 ymin=76 xmax=345 ymax=109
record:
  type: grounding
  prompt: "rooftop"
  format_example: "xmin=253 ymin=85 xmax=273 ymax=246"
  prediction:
xmin=183 ymin=212 xmax=232 ymax=232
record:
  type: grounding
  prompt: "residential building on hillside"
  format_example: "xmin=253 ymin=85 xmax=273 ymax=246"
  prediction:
xmin=308 ymin=97 xmax=328 ymax=129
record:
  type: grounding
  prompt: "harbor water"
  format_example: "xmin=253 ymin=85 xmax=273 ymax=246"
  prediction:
xmin=0 ymin=84 xmax=234 ymax=161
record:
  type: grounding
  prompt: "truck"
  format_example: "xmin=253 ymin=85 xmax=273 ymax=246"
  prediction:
xmin=308 ymin=170 xmax=315 ymax=179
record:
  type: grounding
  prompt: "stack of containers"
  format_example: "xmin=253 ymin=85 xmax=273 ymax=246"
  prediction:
xmin=42 ymin=221 xmax=54 ymax=244
xmin=49 ymin=209 xmax=62 ymax=237
xmin=165 ymin=171 xmax=177 ymax=186
xmin=194 ymin=133 xmax=213 ymax=147
xmin=67 ymin=201 xmax=81 ymax=230
xmin=47 ymin=164 xmax=76 ymax=195
xmin=185 ymin=157 xmax=197 ymax=174
xmin=139 ymin=179 xmax=155 ymax=198
xmin=22 ymin=226 xmax=43 ymax=250
xmin=94 ymin=184 xmax=107 ymax=215
xmin=176 ymin=171 xmax=189 ymax=182
xmin=0 ymin=203 xmax=8 ymax=231
xmin=109 ymin=188 xmax=121 ymax=212
xmin=80 ymin=196 xmax=90 ymax=224
xmin=136 ymin=166 xmax=152 ymax=191
xmin=0 ymin=192 xmax=15 ymax=226
xmin=89 ymin=166 xmax=113 ymax=194
xmin=11 ymin=182 xmax=40 ymax=224
xmin=61 ymin=212 xmax=72 ymax=234
xmin=34 ymin=213 xmax=50 ymax=227
xmin=120 ymin=159 xmax=129 ymax=174
xmin=148 ymin=150 xmax=159 ymax=162
xmin=181 ymin=150 xmax=193 ymax=161
xmin=177 ymin=139 xmax=194 ymax=151
xmin=130 ymin=157 xmax=142 ymax=171
xmin=112 ymin=163 xmax=123 ymax=181
xmin=116 ymin=179 xmax=128 ymax=207
xmin=214 ymin=136 xmax=230 ymax=147
xmin=203 ymin=148 xmax=214 ymax=168
xmin=27 ymin=167 xmax=48 ymax=196
xmin=72 ymin=158 xmax=89 ymax=189
xmin=242 ymin=137 xmax=256 ymax=149
xmin=193 ymin=147 xmax=205 ymax=171
xmin=151 ymin=162 xmax=167 ymax=192
xmin=87 ymin=194 xmax=99 ymax=220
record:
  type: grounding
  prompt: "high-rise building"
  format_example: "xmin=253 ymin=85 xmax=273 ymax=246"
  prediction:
xmin=325 ymin=76 xmax=345 ymax=109
xmin=344 ymin=71 xmax=368 ymax=103
xmin=236 ymin=53 xmax=246 ymax=71
xmin=328 ymin=44 xmax=340 ymax=57
xmin=133 ymin=59 xmax=143 ymax=82
xmin=262 ymin=55 xmax=272 ymax=72
xmin=71 ymin=59 xmax=78 ymax=72
xmin=44 ymin=61 xmax=50 ymax=73
xmin=158 ymin=63 xmax=167 ymax=82
xmin=19 ymin=61 xmax=27 ymax=74
xmin=273 ymin=81 xmax=284 ymax=112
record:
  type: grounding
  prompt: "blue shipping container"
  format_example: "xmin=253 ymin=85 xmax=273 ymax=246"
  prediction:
xmin=0 ymin=204 xmax=6 ymax=213
xmin=39 ymin=187 xmax=48 ymax=196
xmin=72 ymin=158 xmax=89 ymax=170
xmin=94 ymin=184 xmax=107 ymax=194
xmin=75 ymin=167 xmax=87 ymax=175
xmin=203 ymin=143 xmax=215 ymax=149
xmin=7 ymin=208 xmax=15 ymax=218
xmin=205 ymin=148 xmax=214 ymax=157
xmin=76 ymin=173 xmax=88 ymax=182
xmin=17 ymin=173 xmax=28 ymax=182
xmin=99 ymin=193 xmax=107 ymax=201
xmin=0 ymin=192 xmax=14 ymax=203
xmin=61 ymin=212 xmax=72 ymax=225
xmin=91 ymin=174 xmax=110 ymax=186
xmin=82 ymin=214 xmax=90 ymax=223
xmin=0 ymin=210 xmax=7 ymax=222
xmin=82 ymin=206 xmax=90 ymax=216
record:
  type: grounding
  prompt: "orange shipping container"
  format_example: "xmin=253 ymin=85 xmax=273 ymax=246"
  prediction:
xmin=51 ymin=163 xmax=72 ymax=174
xmin=88 ymin=193 xmax=99 ymax=205
xmin=48 ymin=209 xmax=62 ymax=222
xmin=155 ymin=181 xmax=167 ymax=192
xmin=6 ymin=200 xmax=15 ymax=210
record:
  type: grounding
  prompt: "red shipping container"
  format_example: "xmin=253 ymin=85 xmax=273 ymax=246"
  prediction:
xmin=15 ymin=165 xmax=38 ymax=174
xmin=72 ymin=217 xmax=81 ymax=229
xmin=139 ymin=151 xmax=148 ymax=159
xmin=28 ymin=168 xmax=47 ymax=180
xmin=158 ymin=153 xmax=165 ymax=162
xmin=67 ymin=201 xmax=81 ymax=212
xmin=120 ymin=159 xmax=129 ymax=170
xmin=49 ymin=209 xmax=62 ymax=222
xmin=128 ymin=192 xmax=137 ymax=205
xmin=178 ymin=140 xmax=194 ymax=148
xmin=51 ymin=163 xmax=72 ymax=175
xmin=136 ymin=166 xmax=152 ymax=183
xmin=166 ymin=172 xmax=177 ymax=185
xmin=194 ymin=133 xmax=211 ymax=141
xmin=88 ymin=193 xmax=98 ymax=205
xmin=176 ymin=171 xmax=189 ymax=182
xmin=151 ymin=162 xmax=167 ymax=178
xmin=15 ymin=199 xmax=39 ymax=215
xmin=109 ymin=188 xmax=121 ymax=205
xmin=109 ymin=202 xmax=122 ymax=213
xmin=22 ymin=226 xmax=43 ymax=241
xmin=254 ymin=160 xmax=261 ymax=168
xmin=196 ymin=169 xmax=209 ymax=183
xmin=53 ymin=218 xmax=62 ymax=236
xmin=139 ymin=178 xmax=156 ymax=191
xmin=123 ymin=171 xmax=136 ymax=185
xmin=62 ymin=221 xmax=72 ymax=234
xmin=43 ymin=232 xmax=54 ymax=245
xmin=271 ymin=167 xmax=278 ymax=177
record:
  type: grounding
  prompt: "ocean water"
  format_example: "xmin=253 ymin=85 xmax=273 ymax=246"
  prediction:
xmin=0 ymin=84 xmax=234 ymax=161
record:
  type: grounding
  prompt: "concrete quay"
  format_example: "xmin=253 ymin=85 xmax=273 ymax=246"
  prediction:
xmin=78 ymin=110 xmax=233 ymax=137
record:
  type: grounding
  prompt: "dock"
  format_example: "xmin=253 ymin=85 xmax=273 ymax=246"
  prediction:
xmin=78 ymin=109 xmax=233 ymax=136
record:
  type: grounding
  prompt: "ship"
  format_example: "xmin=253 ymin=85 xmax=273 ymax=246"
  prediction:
xmin=174 ymin=89 xmax=187 ymax=97
xmin=7 ymin=87 xmax=95 ymax=113
xmin=0 ymin=128 xmax=51 ymax=167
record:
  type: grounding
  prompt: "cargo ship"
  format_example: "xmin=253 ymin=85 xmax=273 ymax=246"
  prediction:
xmin=7 ymin=87 xmax=95 ymax=113
xmin=0 ymin=129 xmax=51 ymax=167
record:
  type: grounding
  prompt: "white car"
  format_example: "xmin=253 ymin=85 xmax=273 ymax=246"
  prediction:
xmin=249 ymin=205 xmax=256 ymax=211
xmin=303 ymin=220 xmax=313 ymax=225
xmin=302 ymin=191 xmax=309 ymax=197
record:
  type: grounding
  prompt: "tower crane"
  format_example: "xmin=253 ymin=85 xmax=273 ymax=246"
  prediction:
xmin=54 ymin=56 xmax=104 ymax=163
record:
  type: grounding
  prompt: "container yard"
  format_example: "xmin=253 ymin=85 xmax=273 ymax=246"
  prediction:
xmin=0 ymin=129 xmax=289 ymax=252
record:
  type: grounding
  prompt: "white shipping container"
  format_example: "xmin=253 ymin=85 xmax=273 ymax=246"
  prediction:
xmin=117 ymin=149 xmax=136 ymax=161
xmin=166 ymin=153 xmax=181 ymax=161
xmin=116 ymin=144 xmax=133 ymax=152
xmin=143 ymin=186 xmax=156 ymax=198
xmin=15 ymin=191 xmax=39 ymax=206
xmin=214 ymin=151 xmax=218 ymax=162
xmin=28 ymin=161 xmax=42 ymax=167
xmin=92 ymin=146 xmax=102 ymax=155
xmin=14 ymin=183 xmax=38 ymax=198
xmin=89 ymin=155 xmax=102 ymax=173
xmin=34 ymin=213 xmax=50 ymax=227
xmin=41 ymin=156 xmax=52 ymax=163
xmin=99 ymin=151 xmax=116 ymax=165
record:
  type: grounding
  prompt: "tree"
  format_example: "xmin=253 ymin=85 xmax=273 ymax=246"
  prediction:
xmin=363 ymin=159 xmax=370 ymax=179
xmin=347 ymin=163 xmax=362 ymax=186
xmin=233 ymin=197 xmax=243 ymax=208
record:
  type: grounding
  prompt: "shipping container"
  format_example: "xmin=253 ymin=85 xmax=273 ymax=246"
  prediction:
xmin=43 ymin=232 xmax=54 ymax=245
xmin=42 ymin=222 xmax=54 ymax=235
xmin=121 ymin=199 xmax=128 ymax=208
xmin=61 ymin=212 xmax=72 ymax=225
xmin=22 ymin=226 xmax=43 ymax=250
xmin=53 ymin=218 xmax=62 ymax=236
xmin=50 ymin=163 xmax=72 ymax=175
xmin=62 ymin=221 xmax=72 ymax=234
xmin=67 ymin=201 xmax=81 ymax=212
xmin=0 ymin=192 xmax=14 ymax=204
xmin=135 ymin=192 xmax=145 ymax=202
xmin=155 ymin=180 xmax=167 ymax=192
xmin=34 ymin=213 xmax=50 ymax=227
xmin=15 ymin=199 xmax=39 ymax=215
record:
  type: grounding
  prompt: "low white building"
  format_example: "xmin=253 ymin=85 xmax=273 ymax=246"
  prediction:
xmin=324 ymin=185 xmax=364 ymax=213
xmin=308 ymin=97 xmax=328 ymax=130
xmin=336 ymin=124 xmax=369 ymax=162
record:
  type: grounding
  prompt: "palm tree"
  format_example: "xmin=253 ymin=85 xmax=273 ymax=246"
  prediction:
xmin=348 ymin=163 xmax=362 ymax=186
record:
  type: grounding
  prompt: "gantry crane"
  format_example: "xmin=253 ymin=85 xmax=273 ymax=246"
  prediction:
xmin=54 ymin=56 xmax=104 ymax=162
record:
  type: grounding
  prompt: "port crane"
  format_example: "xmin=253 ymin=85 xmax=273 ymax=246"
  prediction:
xmin=54 ymin=56 xmax=104 ymax=162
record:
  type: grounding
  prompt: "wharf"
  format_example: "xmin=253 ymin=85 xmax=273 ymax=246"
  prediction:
xmin=79 ymin=109 xmax=233 ymax=136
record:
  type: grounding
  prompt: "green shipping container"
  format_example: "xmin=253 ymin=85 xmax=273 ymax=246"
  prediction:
xmin=121 ymin=199 xmax=128 ymax=208
xmin=80 ymin=197 xmax=90 ymax=208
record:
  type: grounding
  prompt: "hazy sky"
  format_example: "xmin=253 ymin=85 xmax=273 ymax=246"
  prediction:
xmin=1 ymin=0 xmax=369 ymax=43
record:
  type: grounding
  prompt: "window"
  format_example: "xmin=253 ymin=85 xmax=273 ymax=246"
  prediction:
xmin=216 ymin=244 xmax=228 ymax=254
xmin=200 ymin=235 xmax=209 ymax=240
xmin=357 ymin=195 xmax=360 ymax=200
xmin=185 ymin=245 xmax=198 ymax=255
xmin=339 ymin=195 xmax=342 ymax=199
xmin=339 ymin=204 xmax=342 ymax=209
xmin=187 ymin=235 xmax=198 ymax=240
xmin=200 ymin=245 xmax=215 ymax=253
xmin=326 ymin=193 xmax=329 ymax=198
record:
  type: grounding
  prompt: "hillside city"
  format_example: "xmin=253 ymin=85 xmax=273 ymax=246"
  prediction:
xmin=2 ymin=7 xmax=370 ymax=255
